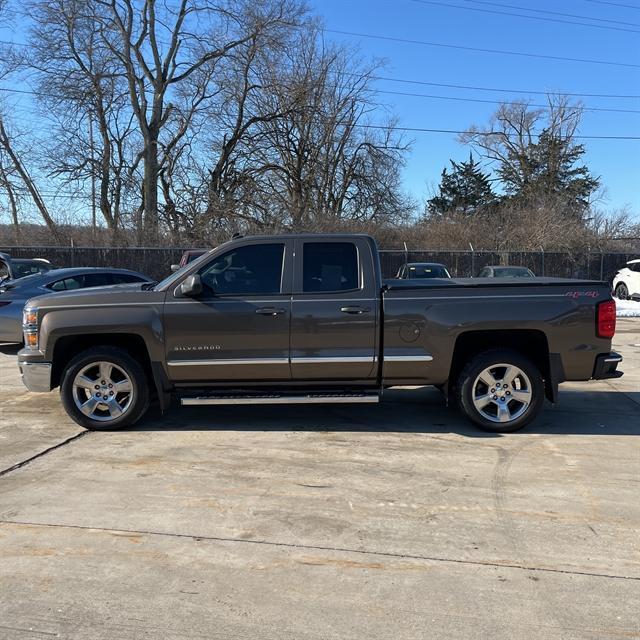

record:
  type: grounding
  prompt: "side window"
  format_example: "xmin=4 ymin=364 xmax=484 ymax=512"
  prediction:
xmin=303 ymin=242 xmax=359 ymax=293
xmin=80 ymin=273 xmax=111 ymax=288
xmin=49 ymin=277 xmax=82 ymax=291
xmin=198 ymin=243 xmax=284 ymax=296
xmin=110 ymin=273 xmax=145 ymax=285
xmin=49 ymin=279 xmax=67 ymax=291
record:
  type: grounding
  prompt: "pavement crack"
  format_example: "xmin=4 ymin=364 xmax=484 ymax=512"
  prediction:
xmin=0 ymin=431 xmax=89 ymax=479
xmin=2 ymin=518 xmax=638 ymax=583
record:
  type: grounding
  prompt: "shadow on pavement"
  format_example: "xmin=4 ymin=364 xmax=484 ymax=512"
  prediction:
xmin=0 ymin=343 xmax=20 ymax=355
xmin=132 ymin=386 xmax=640 ymax=438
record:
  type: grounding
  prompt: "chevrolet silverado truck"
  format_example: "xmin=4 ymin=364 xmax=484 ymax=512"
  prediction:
xmin=17 ymin=234 xmax=623 ymax=433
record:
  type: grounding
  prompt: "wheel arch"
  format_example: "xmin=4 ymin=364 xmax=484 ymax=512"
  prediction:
xmin=449 ymin=329 xmax=555 ymax=402
xmin=52 ymin=333 xmax=153 ymax=393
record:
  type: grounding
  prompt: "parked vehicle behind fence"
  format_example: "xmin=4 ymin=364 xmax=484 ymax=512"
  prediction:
xmin=396 ymin=262 xmax=451 ymax=279
xmin=613 ymin=259 xmax=640 ymax=300
xmin=170 ymin=249 xmax=209 ymax=273
xmin=478 ymin=265 xmax=535 ymax=278
xmin=0 ymin=252 xmax=53 ymax=283
xmin=0 ymin=268 xmax=152 ymax=343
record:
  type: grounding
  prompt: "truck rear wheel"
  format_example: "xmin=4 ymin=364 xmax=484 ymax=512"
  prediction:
xmin=456 ymin=349 xmax=544 ymax=432
xmin=60 ymin=346 xmax=150 ymax=430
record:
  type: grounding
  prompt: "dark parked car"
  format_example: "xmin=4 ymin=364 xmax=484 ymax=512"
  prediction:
xmin=0 ymin=252 xmax=53 ymax=283
xmin=17 ymin=234 xmax=621 ymax=434
xmin=396 ymin=262 xmax=451 ymax=279
xmin=0 ymin=267 xmax=151 ymax=343
xmin=478 ymin=266 xmax=535 ymax=278
xmin=170 ymin=249 xmax=209 ymax=272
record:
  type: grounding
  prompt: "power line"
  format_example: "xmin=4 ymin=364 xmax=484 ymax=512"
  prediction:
xmin=1 ymin=66 xmax=639 ymax=102
xmin=375 ymin=88 xmax=640 ymax=113
xmin=369 ymin=75 xmax=640 ymax=99
xmin=324 ymin=29 xmax=640 ymax=69
xmin=3 ymin=83 xmax=640 ymax=116
xmin=459 ymin=0 xmax=640 ymax=27
xmin=353 ymin=123 xmax=640 ymax=139
xmin=582 ymin=0 xmax=640 ymax=9
xmin=409 ymin=0 xmax=640 ymax=33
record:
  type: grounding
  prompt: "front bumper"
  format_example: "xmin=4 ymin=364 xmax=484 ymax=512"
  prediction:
xmin=19 ymin=361 xmax=52 ymax=392
xmin=592 ymin=352 xmax=623 ymax=380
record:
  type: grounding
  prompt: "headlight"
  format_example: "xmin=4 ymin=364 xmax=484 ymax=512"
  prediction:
xmin=23 ymin=306 xmax=39 ymax=348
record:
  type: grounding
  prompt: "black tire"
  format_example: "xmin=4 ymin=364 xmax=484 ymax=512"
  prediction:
xmin=60 ymin=346 xmax=150 ymax=430
xmin=615 ymin=283 xmax=629 ymax=300
xmin=457 ymin=349 xmax=544 ymax=433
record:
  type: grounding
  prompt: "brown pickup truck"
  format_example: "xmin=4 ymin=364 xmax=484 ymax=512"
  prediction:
xmin=17 ymin=234 xmax=622 ymax=433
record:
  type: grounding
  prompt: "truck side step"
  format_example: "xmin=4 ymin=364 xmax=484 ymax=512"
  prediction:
xmin=180 ymin=392 xmax=380 ymax=406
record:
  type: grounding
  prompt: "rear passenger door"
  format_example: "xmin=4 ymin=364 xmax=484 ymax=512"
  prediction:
xmin=290 ymin=239 xmax=378 ymax=381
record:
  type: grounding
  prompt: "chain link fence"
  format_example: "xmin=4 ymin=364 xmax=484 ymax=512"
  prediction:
xmin=2 ymin=245 xmax=637 ymax=282
xmin=379 ymin=250 xmax=638 ymax=282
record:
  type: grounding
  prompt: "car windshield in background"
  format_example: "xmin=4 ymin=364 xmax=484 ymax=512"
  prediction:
xmin=408 ymin=265 xmax=450 ymax=279
xmin=493 ymin=267 xmax=534 ymax=277
xmin=11 ymin=261 xmax=50 ymax=279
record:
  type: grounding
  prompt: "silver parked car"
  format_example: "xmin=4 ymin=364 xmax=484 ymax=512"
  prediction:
xmin=0 ymin=267 xmax=151 ymax=343
xmin=396 ymin=262 xmax=451 ymax=279
xmin=478 ymin=265 xmax=535 ymax=278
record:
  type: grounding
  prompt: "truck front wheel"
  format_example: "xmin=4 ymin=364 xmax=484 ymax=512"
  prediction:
xmin=457 ymin=349 xmax=544 ymax=432
xmin=60 ymin=346 xmax=150 ymax=430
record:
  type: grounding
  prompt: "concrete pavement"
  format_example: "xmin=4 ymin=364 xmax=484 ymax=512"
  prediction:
xmin=0 ymin=321 xmax=638 ymax=639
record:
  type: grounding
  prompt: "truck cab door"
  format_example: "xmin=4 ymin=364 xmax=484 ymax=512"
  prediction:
xmin=164 ymin=240 xmax=293 ymax=382
xmin=290 ymin=239 xmax=379 ymax=381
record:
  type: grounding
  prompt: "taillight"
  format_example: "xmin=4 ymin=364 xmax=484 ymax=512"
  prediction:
xmin=597 ymin=300 xmax=616 ymax=338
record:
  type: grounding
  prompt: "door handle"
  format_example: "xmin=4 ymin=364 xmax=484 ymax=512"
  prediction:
xmin=340 ymin=306 xmax=371 ymax=314
xmin=256 ymin=307 xmax=286 ymax=316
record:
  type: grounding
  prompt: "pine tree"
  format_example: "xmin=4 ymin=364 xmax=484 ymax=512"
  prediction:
xmin=428 ymin=153 xmax=495 ymax=216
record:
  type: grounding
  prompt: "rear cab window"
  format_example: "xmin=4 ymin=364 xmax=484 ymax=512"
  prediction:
xmin=302 ymin=242 xmax=359 ymax=293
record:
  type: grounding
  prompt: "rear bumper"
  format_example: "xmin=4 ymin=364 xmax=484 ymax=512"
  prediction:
xmin=18 ymin=361 xmax=52 ymax=392
xmin=592 ymin=352 xmax=623 ymax=380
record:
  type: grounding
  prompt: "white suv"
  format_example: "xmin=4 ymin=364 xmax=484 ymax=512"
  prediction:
xmin=613 ymin=259 xmax=640 ymax=300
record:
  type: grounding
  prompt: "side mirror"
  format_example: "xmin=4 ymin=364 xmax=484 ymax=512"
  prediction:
xmin=170 ymin=264 xmax=180 ymax=272
xmin=179 ymin=274 xmax=203 ymax=297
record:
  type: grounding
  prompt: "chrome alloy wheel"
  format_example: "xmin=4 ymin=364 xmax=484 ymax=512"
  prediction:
xmin=472 ymin=363 xmax=532 ymax=424
xmin=72 ymin=361 xmax=134 ymax=422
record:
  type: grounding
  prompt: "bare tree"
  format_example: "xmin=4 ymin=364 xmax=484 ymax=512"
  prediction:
xmin=252 ymin=28 xmax=411 ymax=230
xmin=461 ymin=96 xmax=599 ymax=218
xmin=88 ymin=0 xmax=304 ymax=241
xmin=0 ymin=117 xmax=62 ymax=242
xmin=0 ymin=150 xmax=21 ymax=242
xmin=28 ymin=0 xmax=154 ymax=238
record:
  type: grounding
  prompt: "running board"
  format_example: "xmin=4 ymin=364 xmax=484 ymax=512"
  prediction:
xmin=181 ymin=393 xmax=380 ymax=406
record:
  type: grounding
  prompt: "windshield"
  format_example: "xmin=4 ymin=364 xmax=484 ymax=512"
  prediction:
xmin=494 ymin=267 xmax=534 ymax=277
xmin=407 ymin=265 xmax=450 ymax=279
xmin=12 ymin=261 xmax=50 ymax=279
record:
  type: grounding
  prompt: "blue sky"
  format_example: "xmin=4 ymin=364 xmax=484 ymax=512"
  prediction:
xmin=0 ymin=0 xmax=638 ymax=223
xmin=314 ymin=0 xmax=640 ymax=216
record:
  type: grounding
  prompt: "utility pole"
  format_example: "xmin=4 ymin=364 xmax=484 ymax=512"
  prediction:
xmin=89 ymin=115 xmax=96 ymax=241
